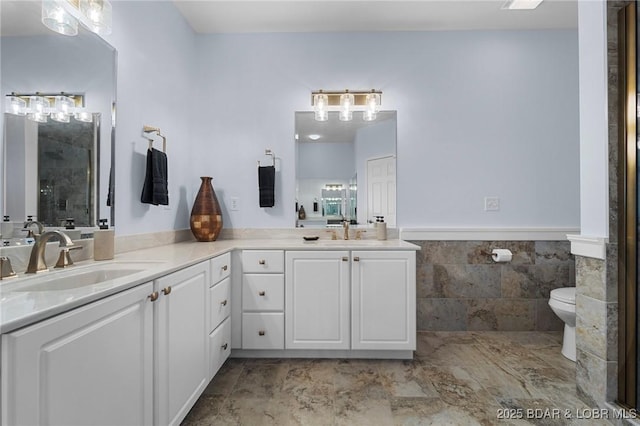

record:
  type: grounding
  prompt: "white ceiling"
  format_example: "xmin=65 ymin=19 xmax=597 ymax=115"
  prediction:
xmin=172 ymin=0 xmax=577 ymax=34
xmin=0 ymin=0 xmax=578 ymax=37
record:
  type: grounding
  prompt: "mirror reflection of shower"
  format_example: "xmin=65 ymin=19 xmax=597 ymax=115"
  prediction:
xmin=4 ymin=113 xmax=99 ymax=227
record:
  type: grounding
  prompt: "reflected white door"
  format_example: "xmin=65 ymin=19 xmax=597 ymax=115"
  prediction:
xmin=367 ymin=156 xmax=396 ymax=226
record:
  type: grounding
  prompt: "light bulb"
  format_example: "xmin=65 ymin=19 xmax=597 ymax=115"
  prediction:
xmin=6 ymin=96 xmax=27 ymax=116
xmin=42 ymin=0 xmax=78 ymax=36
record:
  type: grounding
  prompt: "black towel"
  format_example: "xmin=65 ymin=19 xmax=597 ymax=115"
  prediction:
xmin=258 ymin=165 xmax=275 ymax=208
xmin=141 ymin=148 xmax=169 ymax=206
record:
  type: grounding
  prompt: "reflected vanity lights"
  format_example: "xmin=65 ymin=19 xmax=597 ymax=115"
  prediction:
xmin=42 ymin=0 xmax=113 ymax=37
xmin=4 ymin=93 xmax=93 ymax=124
xmin=311 ymin=90 xmax=382 ymax=122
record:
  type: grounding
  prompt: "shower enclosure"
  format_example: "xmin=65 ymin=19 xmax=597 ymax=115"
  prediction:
xmin=619 ymin=1 xmax=639 ymax=410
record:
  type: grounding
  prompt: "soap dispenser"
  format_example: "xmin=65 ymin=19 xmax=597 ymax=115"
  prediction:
xmin=94 ymin=218 xmax=114 ymax=261
xmin=375 ymin=216 xmax=387 ymax=241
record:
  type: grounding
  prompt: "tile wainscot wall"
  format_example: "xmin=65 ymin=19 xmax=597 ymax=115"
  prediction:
xmin=411 ymin=241 xmax=574 ymax=332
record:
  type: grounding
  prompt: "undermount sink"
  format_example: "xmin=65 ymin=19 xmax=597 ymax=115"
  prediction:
xmin=6 ymin=262 xmax=159 ymax=293
xmin=14 ymin=269 xmax=146 ymax=292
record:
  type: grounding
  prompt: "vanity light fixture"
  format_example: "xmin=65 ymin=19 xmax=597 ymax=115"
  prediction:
xmin=311 ymin=90 xmax=383 ymax=122
xmin=4 ymin=93 xmax=90 ymax=124
xmin=339 ymin=92 xmax=354 ymax=122
xmin=313 ymin=92 xmax=329 ymax=122
xmin=42 ymin=0 xmax=112 ymax=37
xmin=501 ymin=0 xmax=543 ymax=10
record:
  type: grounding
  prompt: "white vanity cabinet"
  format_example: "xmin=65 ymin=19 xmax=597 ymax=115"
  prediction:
xmin=208 ymin=252 xmax=231 ymax=380
xmin=154 ymin=261 xmax=210 ymax=426
xmin=241 ymin=250 xmax=285 ymax=349
xmin=351 ymin=250 xmax=416 ymax=350
xmin=285 ymin=251 xmax=350 ymax=349
xmin=1 ymin=283 xmax=155 ymax=426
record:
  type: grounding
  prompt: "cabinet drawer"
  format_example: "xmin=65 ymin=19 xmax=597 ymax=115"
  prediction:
xmin=242 ymin=313 xmax=284 ymax=350
xmin=242 ymin=274 xmax=284 ymax=311
xmin=209 ymin=277 xmax=231 ymax=332
xmin=210 ymin=252 xmax=231 ymax=285
xmin=209 ymin=317 xmax=231 ymax=379
xmin=242 ymin=250 xmax=284 ymax=273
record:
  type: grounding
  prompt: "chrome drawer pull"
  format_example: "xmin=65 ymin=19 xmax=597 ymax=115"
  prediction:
xmin=258 ymin=259 xmax=266 ymax=265
xmin=221 ymin=343 xmax=228 ymax=350
xmin=258 ymin=291 xmax=266 ymax=296
xmin=221 ymin=299 xmax=228 ymax=306
xmin=222 ymin=265 xmax=228 ymax=271
xmin=258 ymin=330 xmax=266 ymax=336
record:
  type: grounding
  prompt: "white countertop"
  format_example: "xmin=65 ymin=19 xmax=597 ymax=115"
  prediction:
xmin=0 ymin=239 xmax=419 ymax=334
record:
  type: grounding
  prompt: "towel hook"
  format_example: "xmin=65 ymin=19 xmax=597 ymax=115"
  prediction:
xmin=142 ymin=125 xmax=167 ymax=152
xmin=258 ymin=149 xmax=275 ymax=167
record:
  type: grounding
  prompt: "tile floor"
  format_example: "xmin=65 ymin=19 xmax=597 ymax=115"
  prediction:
xmin=182 ymin=331 xmax=605 ymax=425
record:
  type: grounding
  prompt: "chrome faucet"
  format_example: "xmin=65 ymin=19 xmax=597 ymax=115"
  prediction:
xmin=343 ymin=220 xmax=350 ymax=240
xmin=26 ymin=230 xmax=75 ymax=273
xmin=23 ymin=219 xmax=44 ymax=239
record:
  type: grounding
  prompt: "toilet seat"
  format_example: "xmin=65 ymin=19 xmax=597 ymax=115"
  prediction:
xmin=550 ymin=287 xmax=575 ymax=304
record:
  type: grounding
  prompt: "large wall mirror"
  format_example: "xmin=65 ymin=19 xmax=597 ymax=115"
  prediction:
xmin=295 ymin=111 xmax=396 ymax=228
xmin=0 ymin=0 xmax=116 ymax=239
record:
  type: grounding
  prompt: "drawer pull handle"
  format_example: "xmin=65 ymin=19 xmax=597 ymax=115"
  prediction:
xmin=162 ymin=286 xmax=172 ymax=295
xmin=258 ymin=259 xmax=266 ymax=265
xmin=221 ymin=343 xmax=228 ymax=350
xmin=222 ymin=265 xmax=228 ymax=271
xmin=258 ymin=291 xmax=266 ymax=296
xmin=221 ymin=299 xmax=228 ymax=306
xmin=342 ymin=256 xmax=348 ymax=261
xmin=353 ymin=256 xmax=360 ymax=262
xmin=148 ymin=291 xmax=159 ymax=302
xmin=258 ymin=330 xmax=266 ymax=336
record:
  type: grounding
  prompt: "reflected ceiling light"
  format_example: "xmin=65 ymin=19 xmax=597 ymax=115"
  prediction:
xmin=51 ymin=95 xmax=75 ymax=122
xmin=42 ymin=0 xmax=112 ymax=37
xmin=311 ymin=89 xmax=383 ymax=122
xmin=308 ymin=134 xmax=321 ymax=141
xmin=5 ymin=96 xmax=27 ymax=116
xmin=501 ymin=0 xmax=543 ymax=10
xmin=5 ymin=93 xmax=87 ymax=124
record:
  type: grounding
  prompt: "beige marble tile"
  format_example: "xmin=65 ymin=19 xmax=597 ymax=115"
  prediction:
xmin=183 ymin=332 xmax=583 ymax=426
xmin=376 ymin=360 xmax=439 ymax=398
xmin=335 ymin=397 xmax=393 ymax=426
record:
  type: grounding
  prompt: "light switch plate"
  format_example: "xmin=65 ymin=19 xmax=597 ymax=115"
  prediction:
xmin=484 ymin=197 xmax=500 ymax=211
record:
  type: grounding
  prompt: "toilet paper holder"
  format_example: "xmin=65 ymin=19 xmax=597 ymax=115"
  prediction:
xmin=491 ymin=248 xmax=513 ymax=263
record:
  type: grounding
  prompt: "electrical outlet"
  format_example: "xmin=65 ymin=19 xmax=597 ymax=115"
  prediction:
xmin=230 ymin=197 xmax=240 ymax=211
xmin=484 ymin=197 xmax=500 ymax=212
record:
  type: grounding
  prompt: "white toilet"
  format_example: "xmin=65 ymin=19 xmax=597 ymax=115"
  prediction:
xmin=548 ymin=287 xmax=576 ymax=362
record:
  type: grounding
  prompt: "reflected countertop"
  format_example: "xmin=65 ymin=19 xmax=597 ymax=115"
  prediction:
xmin=0 ymin=238 xmax=419 ymax=334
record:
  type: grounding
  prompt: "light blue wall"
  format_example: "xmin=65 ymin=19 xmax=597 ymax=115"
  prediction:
xmin=192 ymin=30 xmax=580 ymax=229
xmin=103 ymin=1 xmax=198 ymax=236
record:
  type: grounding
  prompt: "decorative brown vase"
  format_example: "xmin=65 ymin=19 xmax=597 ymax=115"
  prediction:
xmin=190 ymin=177 xmax=223 ymax=241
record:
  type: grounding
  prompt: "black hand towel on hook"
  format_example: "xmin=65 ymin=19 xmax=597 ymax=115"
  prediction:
xmin=258 ymin=165 xmax=275 ymax=207
xmin=141 ymin=148 xmax=169 ymax=205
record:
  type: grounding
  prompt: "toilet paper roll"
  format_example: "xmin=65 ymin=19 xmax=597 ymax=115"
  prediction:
xmin=491 ymin=249 xmax=513 ymax=263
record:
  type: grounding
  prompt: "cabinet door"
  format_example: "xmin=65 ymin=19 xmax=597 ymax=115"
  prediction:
xmin=1 ymin=283 xmax=154 ymax=426
xmin=351 ymin=250 xmax=416 ymax=350
xmin=155 ymin=261 xmax=210 ymax=426
xmin=285 ymin=251 xmax=350 ymax=350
